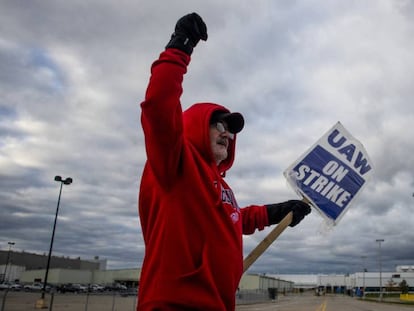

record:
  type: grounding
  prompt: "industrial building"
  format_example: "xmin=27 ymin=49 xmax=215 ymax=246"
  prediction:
xmin=1 ymin=250 xmax=291 ymax=294
xmin=0 ymin=250 xmax=107 ymax=285
xmin=272 ymin=267 xmax=414 ymax=294
xmin=2 ymin=250 xmax=414 ymax=295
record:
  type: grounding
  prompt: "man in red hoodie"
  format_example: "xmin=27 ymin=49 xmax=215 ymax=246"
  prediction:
xmin=138 ymin=13 xmax=311 ymax=310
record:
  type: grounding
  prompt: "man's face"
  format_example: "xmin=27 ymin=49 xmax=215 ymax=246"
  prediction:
xmin=209 ymin=121 xmax=233 ymax=165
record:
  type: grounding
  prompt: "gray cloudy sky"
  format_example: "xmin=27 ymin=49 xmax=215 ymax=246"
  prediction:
xmin=1 ymin=0 xmax=414 ymax=275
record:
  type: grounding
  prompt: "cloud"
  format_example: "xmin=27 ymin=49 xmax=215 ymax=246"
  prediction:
xmin=1 ymin=0 xmax=414 ymax=276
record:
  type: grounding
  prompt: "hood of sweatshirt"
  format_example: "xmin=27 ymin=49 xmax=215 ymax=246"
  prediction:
xmin=183 ymin=103 xmax=240 ymax=174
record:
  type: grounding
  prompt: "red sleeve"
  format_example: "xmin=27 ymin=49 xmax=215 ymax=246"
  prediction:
xmin=240 ymin=205 xmax=269 ymax=235
xmin=140 ymin=49 xmax=190 ymax=186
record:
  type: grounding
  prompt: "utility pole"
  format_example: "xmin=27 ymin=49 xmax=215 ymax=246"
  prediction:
xmin=376 ymin=239 xmax=384 ymax=302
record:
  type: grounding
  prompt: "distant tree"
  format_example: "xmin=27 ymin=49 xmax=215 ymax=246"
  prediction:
xmin=399 ymin=279 xmax=409 ymax=294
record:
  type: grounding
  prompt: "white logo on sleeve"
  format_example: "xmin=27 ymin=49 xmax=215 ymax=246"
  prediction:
xmin=221 ymin=186 xmax=240 ymax=223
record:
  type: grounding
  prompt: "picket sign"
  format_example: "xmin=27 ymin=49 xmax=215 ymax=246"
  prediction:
xmin=284 ymin=121 xmax=373 ymax=225
xmin=243 ymin=122 xmax=373 ymax=272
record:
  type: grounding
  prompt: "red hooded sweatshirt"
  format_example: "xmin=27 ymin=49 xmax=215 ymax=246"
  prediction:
xmin=138 ymin=48 xmax=269 ymax=310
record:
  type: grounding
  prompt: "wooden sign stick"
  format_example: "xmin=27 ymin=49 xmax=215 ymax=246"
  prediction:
xmin=243 ymin=198 xmax=310 ymax=273
xmin=243 ymin=211 xmax=293 ymax=273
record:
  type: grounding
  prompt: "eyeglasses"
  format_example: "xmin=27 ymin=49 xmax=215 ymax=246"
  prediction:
xmin=213 ymin=122 xmax=234 ymax=140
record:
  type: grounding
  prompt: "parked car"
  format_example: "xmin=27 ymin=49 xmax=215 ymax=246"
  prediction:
xmin=105 ymin=283 xmax=128 ymax=291
xmin=9 ymin=283 xmax=23 ymax=291
xmin=57 ymin=283 xmax=76 ymax=293
xmin=57 ymin=283 xmax=87 ymax=293
xmin=72 ymin=284 xmax=88 ymax=292
xmin=89 ymin=284 xmax=105 ymax=292
xmin=24 ymin=283 xmax=43 ymax=291
xmin=0 ymin=283 xmax=11 ymax=290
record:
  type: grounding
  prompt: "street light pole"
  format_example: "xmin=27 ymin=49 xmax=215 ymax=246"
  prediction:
xmin=2 ymin=242 xmax=15 ymax=283
xmin=38 ymin=176 xmax=72 ymax=306
xmin=361 ymin=255 xmax=367 ymax=299
xmin=376 ymin=239 xmax=384 ymax=302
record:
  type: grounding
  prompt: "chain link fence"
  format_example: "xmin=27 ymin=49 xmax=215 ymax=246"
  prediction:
xmin=1 ymin=289 xmax=137 ymax=311
xmin=1 ymin=288 xmax=282 ymax=310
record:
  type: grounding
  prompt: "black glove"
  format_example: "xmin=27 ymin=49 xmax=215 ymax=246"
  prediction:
xmin=266 ymin=200 xmax=311 ymax=227
xmin=165 ymin=12 xmax=208 ymax=55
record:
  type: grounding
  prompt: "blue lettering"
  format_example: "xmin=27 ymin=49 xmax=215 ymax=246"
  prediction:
xmin=354 ymin=151 xmax=372 ymax=175
xmin=327 ymin=129 xmax=372 ymax=176
xmin=327 ymin=129 xmax=346 ymax=147
xmin=338 ymin=144 xmax=355 ymax=162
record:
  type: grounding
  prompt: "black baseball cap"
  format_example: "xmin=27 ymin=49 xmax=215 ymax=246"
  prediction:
xmin=210 ymin=111 xmax=244 ymax=134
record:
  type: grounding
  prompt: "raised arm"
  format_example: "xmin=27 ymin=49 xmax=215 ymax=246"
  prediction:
xmin=140 ymin=13 xmax=207 ymax=186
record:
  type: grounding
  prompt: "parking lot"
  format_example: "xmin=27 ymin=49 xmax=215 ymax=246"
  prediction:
xmin=1 ymin=291 xmax=137 ymax=311
xmin=2 ymin=291 xmax=414 ymax=311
